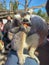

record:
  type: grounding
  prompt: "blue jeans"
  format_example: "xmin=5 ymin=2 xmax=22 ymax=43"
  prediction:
xmin=5 ymin=50 xmax=38 ymax=65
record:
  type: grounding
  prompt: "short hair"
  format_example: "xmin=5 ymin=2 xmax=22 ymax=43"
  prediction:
xmin=7 ymin=16 xmax=11 ymax=19
xmin=0 ymin=19 xmax=3 ymax=24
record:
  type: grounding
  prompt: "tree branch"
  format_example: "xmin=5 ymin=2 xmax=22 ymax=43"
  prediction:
xmin=18 ymin=2 xmax=25 ymax=7
xmin=28 ymin=0 xmax=32 ymax=6
xmin=28 ymin=3 xmax=46 ymax=9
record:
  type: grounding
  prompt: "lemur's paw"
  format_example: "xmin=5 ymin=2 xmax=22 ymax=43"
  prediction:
xmin=34 ymin=58 xmax=40 ymax=65
xmin=19 ymin=55 xmax=26 ymax=65
xmin=24 ymin=54 xmax=30 ymax=59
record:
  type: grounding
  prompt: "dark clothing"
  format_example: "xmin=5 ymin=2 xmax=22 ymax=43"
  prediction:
xmin=46 ymin=0 xmax=49 ymax=16
xmin=3 ymin=20 xmax=11 ymax=49
xmin=0 ymin=30 xmax=3 ymax=40
xmin=4 ymin=20 xmax=12 ymax=33
xmin=36 ymin=40 xmax=49 ymax=65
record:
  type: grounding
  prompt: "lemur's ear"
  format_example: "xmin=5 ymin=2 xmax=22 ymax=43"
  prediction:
xmin=46 ymin=0 xmax=49 ymax=16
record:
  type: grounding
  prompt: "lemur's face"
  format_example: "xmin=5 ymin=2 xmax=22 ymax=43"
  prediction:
xmin=8 ymin=18 xmax=22 ymax=40
xmin=8 ymin=14 xmax=31 ymax=41
xmin=23 ymin=14 xmax=30 ymax=21
xmin=8 ymin=27 xmax=20 ymax=40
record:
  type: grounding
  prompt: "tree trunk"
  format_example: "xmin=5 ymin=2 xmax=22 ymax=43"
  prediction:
xmin=25 ymin=0 xmax=28 ymax=11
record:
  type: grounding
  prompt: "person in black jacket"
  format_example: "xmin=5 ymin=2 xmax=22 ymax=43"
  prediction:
xmin=46 ymin=0 xmax=49 ymax=16
xmin=3 ymin=16 xmax=12 ymax=50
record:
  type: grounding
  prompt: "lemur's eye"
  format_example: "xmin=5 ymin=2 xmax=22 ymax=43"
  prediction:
xmin=23 ymin=19 xmax=29 ymax=22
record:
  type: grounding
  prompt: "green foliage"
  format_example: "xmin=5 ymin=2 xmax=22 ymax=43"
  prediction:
xmin=3 ymin=0 xmax=6 ymax=9
xmin=0 ymin=1 xmax=7 ymax=10
xmin=13 ymin=1 xmax=18 ymax=12
xmin=37 ymin=9 xmax=42 ymax=16
xmin=36 ymin=9 xmax=49 ymax=22
xmin=0 ymin=3 xmax=3 ymax=10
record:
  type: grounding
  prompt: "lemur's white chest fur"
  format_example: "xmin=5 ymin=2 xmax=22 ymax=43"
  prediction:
xmin=24 ymin=33 xmax=39 ymax=48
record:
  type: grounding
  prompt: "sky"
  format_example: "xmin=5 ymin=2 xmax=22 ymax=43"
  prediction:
xmin=18 ymin=0 xmax=47 ymax=12
xmin=1 ymin=0 xmax=47 ymax=12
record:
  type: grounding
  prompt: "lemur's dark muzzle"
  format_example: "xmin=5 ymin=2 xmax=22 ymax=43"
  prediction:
xmin=22 ymin=19 xmax=32 ymax=26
